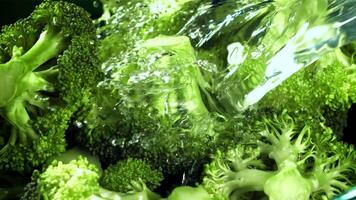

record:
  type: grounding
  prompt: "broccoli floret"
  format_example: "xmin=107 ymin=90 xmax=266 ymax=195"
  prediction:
xmin=196 ymin=0 xmax=356 ymax=115
xmin=76 ymin=36 xmax=223 ymax=179
xmin=20 ymin=157 xmax=102 ymax=200
xmin=97 ymin=0 xmax=202 ymax=61
xmin=20 ymin=170 xmax=41 ymax=200
xmin=203 ymin=112 xmax=355 ymax=200
xmin=213 ymin=40 xmax=356 ymax=126
xmin=21 ymin=152 xmax=214 ymax=200
xmin=39 ymin=158 xmax=100 ymax=200
xmin=20 ymin=150 xmax=163 ymax=200
xmin=100 ymin=158 xmax=164 ymax=193
xmin=260 ymin=48 xmax=356 ymax=112
xmin=257 ymin=48 xmax=356 ymax=132
xmin=0 ymin=0 xmax=102 ymax=171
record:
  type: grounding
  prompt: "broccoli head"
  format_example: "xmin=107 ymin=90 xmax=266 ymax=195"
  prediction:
xmin=97 ymin=0 xmax=203 ymax=61
xmin=20 ymin=151 xmax=214 ymax=200
xmin=256 ymin=44 xmax=356 ymax=135
xmin=0 ymin=0 xmax=102 ymax=171
xmin=76 ymin=35 xmax=222 ymax=179
xmin=212 ymin=40 xmax=356 ymax=136
xmin=20 ymin=151 xmax=163 ymax=200
xmin=203 ymin=112 xmax=355 ymax=200
xmin=100 ymin=158 xmax=164 ymax=193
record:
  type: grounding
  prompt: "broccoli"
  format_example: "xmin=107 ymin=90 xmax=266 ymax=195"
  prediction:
xmin=167 ymin=186 xmax=211 ymax=200
xmin=0 ymin=0 xmax=102 ymax=171
xmin=221 ymin=44 xmax=355 ymax=110
xmin=100 ymin=158 xmax=164 ymax=193
xmin=193 ymin=0 xmax=354 ymax=115
xmin=0 ymin=0 xmax=354 ymax=199
xmin=20 ymin=148 xmax=104 ymax=200
xmin=76 ymin=35 xmax=234 ymax=181
xmin=211 ymin=35 xmax=356 ymax=132
xmin=20 ymin=149 xmax=211 ymax=200
xmin=203 ymin=112 xmax=355 ymax=200
xmin=257 ymin=46 xmax=356 ymax=133
xmin=20 ymin=156 xmax=107 ymax=200
xmin=96 ymin=0 xmax=203 ymax=61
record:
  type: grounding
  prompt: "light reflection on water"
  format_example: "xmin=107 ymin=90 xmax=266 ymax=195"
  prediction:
xmin=179 ymin=0 xmax=356 ymax=111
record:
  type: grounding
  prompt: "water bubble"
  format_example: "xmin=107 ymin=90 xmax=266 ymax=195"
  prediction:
xmin=74 ymin=121 xmax=83 ymax=128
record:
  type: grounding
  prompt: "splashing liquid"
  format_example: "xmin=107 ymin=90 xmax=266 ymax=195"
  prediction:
xmin=243 ymin=0 xmax=356 ymax=110
xmin=179 ymin=0 xmax=356 ymax=112
xmin=178 ymin=0 xmax=273 ymax=47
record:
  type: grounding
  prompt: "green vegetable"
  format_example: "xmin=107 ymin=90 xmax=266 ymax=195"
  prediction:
xmin=0 ymin=0 xmax=354 ymax=199
xmin=168 ymin=186 xmax=211 ymax=200
xmin=97 ymin=0 xmax=202 ymax=61
xmin=203 ymin=112 xmax=355 ymax=200
xmin=21 ymin=150 xmax=213 ymax=200
xmin=20 ymin=149 xmax=161 ymax=200
xmin=259 ymin=48 xmax=356 ymax=132
xmin=0 ymin=0 xmax=102 ymax=172
xmin=77 ymin=35 xmax=221 ymax=178
xmin=100 ymin=158 xmax=164 ymax=193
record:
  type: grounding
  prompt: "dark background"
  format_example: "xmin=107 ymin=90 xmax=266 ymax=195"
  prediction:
xmin=0 ymin=0 xmax=354 ymax=145
xmin=0 ymin=0 xmax=102 ymax=27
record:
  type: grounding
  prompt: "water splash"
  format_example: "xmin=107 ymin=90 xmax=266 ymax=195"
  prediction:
xmin=178 ymin=0 xmax=273 ymax=47
xmin=242 ymin=0 xmax=356 ymax=109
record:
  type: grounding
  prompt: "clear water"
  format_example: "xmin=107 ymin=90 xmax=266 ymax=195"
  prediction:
xmin=179 ymin=0 xmax=356 ymax=111
xmin=244 ymin=0 xmax=356 ymax=109
xmin=178 ymin=0 xmax=273 ymax=47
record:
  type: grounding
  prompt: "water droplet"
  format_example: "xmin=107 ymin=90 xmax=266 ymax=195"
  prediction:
xmin=74 ymin=121 xmax=83 ymax=128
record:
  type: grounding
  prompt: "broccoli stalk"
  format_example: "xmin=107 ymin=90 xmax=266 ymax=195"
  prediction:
xmin=0 ymin=31 xmax=64 ymax=145
xmin=167 ymin=186 xmax=211 ymax=200
xmin=203 ymin=112 xmax=355 ymax=200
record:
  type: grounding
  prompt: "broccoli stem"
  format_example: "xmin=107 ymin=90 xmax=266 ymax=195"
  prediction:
xmin=0 ymin=61 xmax=26 ymax=107
xmin=226 ymin=169 xmax=273 ymax=196
xmin=181 ymin=77 xmax=209 ymax=118
xmin=0 ymin=128 xmax=17 ymax=155
xmin=6 ymin=95 xmax=38 ymax=143
xmin=264 ymin=161 xmax=313 ymax=200
xmin=0 ymin=30 xmax=63 ymax=106
xmin=0 ymin=30 xmax=64 ymax=151
xmin=20 ymin=30 xmax=64 ymax=71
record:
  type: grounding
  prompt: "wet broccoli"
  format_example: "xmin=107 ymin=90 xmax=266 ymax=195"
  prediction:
xmin=0 ymin=0 xmax=102 ymax=172
xmin=203 ymin=112 xmax=355 ymax=200
xmin=76 ymin=36 xmax=222 ymax=180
